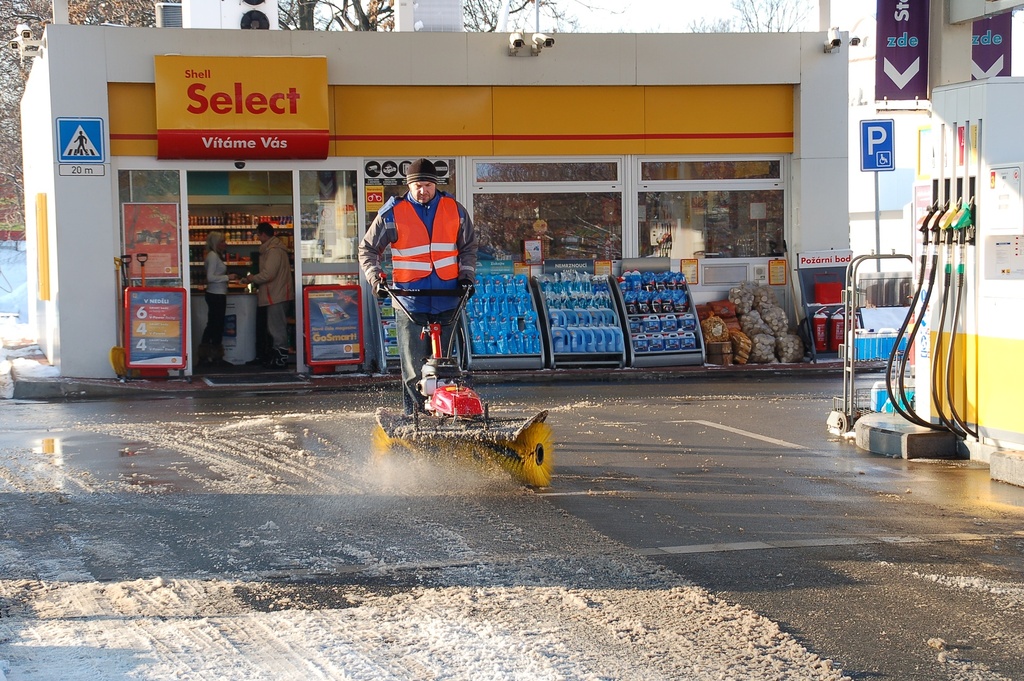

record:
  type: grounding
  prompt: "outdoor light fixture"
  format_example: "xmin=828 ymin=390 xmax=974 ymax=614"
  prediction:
xmin=531 ymin=32 xmax=554 ymax=55
xmin=824 ymin=27 xmax=841 ymax=53
xmin=508 ymin=31 xmax=524 ymax=55
xmin=9 ymin=23 xmax=43 ymax=60
xmin=507 ymin=31 xmax=554 ymax=57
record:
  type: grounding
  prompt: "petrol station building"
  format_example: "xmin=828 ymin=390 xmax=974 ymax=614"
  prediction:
xmin=19 ymin=18 xmax=849 ymax=378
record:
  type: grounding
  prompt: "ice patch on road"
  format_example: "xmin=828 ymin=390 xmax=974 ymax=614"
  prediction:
xmin=0 ymin=578 xmax=851 ymax=681
xmin=912 ymin=570 xmax=1024 ymax=609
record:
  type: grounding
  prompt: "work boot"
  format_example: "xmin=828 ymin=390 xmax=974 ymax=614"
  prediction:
xmin=196 ymin=343 xmax=215 ymax=365
xmin=265 ymin=347 xmax=289 ymax=369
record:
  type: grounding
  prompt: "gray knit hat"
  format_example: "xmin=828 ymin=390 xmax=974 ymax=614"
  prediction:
xmin=405 ymin=158 xmax=438 ymax=184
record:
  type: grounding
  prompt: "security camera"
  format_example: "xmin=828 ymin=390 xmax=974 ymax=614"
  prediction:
xmin=532 ymin=33 xmax=555 ymax=49
xmin=234 ymin=161 xmax=246 ymax=170
xmin=849 ymin=35 xmax=862 ymax=47
xmin=824 ymin=27 xmax=841 ymax=53
xmin=10 ymin=38 xmax=21 ymax=51
xmin=508 ymin=31 xmax=524 ymax=55
xmin=16 ymin=24 xmax=32 ymax=40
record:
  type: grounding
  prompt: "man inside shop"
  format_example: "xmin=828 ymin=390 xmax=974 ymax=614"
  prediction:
xmin=359 ymin=158 xmax=478 ymax=415
xmin=240 ymin=222 xmax=295 ymax=369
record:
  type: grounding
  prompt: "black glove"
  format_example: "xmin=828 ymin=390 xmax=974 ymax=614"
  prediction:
xmin=372 ymin=275 xmax=389 ymax=299
xmin=458 ymin=277 xmax=476 ymax=299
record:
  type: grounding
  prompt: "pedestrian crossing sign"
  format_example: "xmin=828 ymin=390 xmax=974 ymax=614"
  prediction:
xmin=57 ymin=117 xmax=105 ymax=164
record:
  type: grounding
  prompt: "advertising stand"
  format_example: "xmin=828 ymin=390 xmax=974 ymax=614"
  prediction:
xmin=124 ymin=287 xmax=188 ymax=372
xmin=534 ymin=262 xmax=626 ymax=370
xmin=303 ymin=285 xmax=364 ymax=373
xmin=369 ymin=294 xmax=401 ymax=374
xmin=612 ymin=262 xmax=703 ymax=368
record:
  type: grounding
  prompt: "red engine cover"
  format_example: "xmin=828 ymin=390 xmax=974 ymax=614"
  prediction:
xmin=430 ymin=385 xmax=485 ymax=417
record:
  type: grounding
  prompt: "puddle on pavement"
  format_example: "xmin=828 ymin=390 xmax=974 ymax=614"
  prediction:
xmin=28 ymin=432 xmax=214 ymax=493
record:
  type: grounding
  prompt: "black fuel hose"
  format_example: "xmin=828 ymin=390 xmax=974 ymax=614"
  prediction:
xmin=944 ymin=203 xmax=979 ymax=439
xmin=886 ymin=203 xmax=946 ymax=430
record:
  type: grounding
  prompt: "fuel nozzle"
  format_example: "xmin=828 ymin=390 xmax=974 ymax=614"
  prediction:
xmin=933 ymin=201 xmax=953 ymax=245
xmin=950 ymin=197 xmax=974 ymax=245
xmin=919 ymin=202 xmax=940 ymax=246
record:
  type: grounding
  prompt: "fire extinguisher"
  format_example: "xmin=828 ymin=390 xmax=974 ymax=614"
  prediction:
xmin=829 ymin=307 xmax=845 ymax=352
xmin=813 ymin=308 xmax=830 ymax=353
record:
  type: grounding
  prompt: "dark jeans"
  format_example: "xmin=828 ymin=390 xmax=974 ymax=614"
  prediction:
xmin=201 ymin=292 xmax=227 ymax=346
xmin=395 ymin=310 xmax=457 ymax=415
xmin=254 ymin=304 xmax=269 ymax=360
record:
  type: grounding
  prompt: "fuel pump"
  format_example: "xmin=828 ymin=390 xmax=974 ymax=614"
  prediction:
xmin=875 ymin=80 xmax=1024 ymax=483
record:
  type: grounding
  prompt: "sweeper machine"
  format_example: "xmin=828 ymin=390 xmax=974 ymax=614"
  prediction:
xmin=371 ymin=281 xmax=554 ymax=487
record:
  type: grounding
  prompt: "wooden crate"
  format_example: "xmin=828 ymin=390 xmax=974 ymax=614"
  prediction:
xmin=705 ymin=341 xmax=733 ymax=366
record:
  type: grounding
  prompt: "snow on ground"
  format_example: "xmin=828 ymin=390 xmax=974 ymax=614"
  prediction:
xmin=0 ymin=243 xmax=57 ymax=397
xmin=0 ymin=577 xmax=849 ymax=681
xmin=0 ymin=243 xmax=27 ymax=323
xmin=0 ymin=405 xmax=852 ymax=681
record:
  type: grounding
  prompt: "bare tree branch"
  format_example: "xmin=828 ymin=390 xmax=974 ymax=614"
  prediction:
xmin=731 ymin=0 xmax=811 ymax=32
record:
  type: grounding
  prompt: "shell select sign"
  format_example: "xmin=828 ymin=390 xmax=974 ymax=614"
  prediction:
xmin=154 ymin=55 xmax=329 ymax=160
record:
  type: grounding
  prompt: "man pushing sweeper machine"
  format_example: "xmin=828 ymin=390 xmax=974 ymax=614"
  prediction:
xmin=359 ymin=158 xmax=553 ymax=487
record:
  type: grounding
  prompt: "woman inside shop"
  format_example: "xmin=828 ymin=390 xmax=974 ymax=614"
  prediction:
xmin=198 ymin=230 xmax=237 ymax=366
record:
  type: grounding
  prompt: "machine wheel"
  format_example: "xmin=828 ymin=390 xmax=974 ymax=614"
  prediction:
xmin=827 ymin=411 xmax=850 ymax=435
xmin=498 ymin=421 xmax=554 ymax=488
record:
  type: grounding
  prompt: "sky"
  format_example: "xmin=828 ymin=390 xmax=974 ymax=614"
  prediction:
xmin=559 ymin=0 xmax=875 ymax=34
xmin=563 ymin=0 xmax=1023 ymax=72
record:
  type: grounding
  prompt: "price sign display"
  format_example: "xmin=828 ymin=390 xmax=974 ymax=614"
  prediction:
xmin=124 ymin=287 xmax=187 ymax=369
xmin=304 ymin=285 xmax=364 ymax=366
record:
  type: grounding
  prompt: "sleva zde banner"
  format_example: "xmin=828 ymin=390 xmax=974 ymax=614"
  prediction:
xmin=875 ymin=0 xmax=930 ymax=102
xmin=972 ymin=13 xmax=1013 ymax=80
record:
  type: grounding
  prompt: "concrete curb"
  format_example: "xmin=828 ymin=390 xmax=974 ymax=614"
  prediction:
xmin=10 ymin=360 xmax=848 ymax=401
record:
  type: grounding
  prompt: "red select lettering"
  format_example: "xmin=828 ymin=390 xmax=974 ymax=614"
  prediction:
xmin=186 ymin=82 xmax=301 ymax=115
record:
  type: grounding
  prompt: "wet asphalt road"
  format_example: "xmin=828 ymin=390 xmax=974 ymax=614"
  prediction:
xmin=530 ymin=376 xmax=1024 ymax=680
xmin=4 ymin=373 xmax=1024 ymax=680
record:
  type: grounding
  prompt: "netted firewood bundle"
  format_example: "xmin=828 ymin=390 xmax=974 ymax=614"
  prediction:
xmin=758 ymin=304 xmax=790 ymax=336
xmin=728 ymin=283 xmax=756 ymax=315
xmin=739 ymin=309 xmax=772 ymax=338
xmin=700 ymin=315 xmax=731 ymax=343
xmin=749 ymin=333 xmax=777 ymax=363
xmin=775 ymin=333 xmax=805 ymax=363
xmin=730 ymin=330 xmax=752 ymax=364
xmin=753 ymin=285 xmax=777 ymax=309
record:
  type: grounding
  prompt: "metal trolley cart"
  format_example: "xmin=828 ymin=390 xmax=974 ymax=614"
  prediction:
xmin=827 ymin=252 xmax=912 ymax=434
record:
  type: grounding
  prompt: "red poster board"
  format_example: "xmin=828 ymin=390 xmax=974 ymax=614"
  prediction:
xmin=303 ymin=285 xmax=364 ymax=366
xmin=122 ymin=203 xmax=180 ymax=281
xmin=124 ymin=287 xmax=188 ymax=369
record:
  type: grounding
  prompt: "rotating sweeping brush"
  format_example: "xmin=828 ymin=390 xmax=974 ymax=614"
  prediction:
xmin=372 ymin=282 xmax=555 ymax=487
xmin=495 ymin=419 xmax=553 ymax=487
xmin=371 ymin=422 xmax=394 ymax=459
xmin=373 ymin=408 xmax=554 ymax=487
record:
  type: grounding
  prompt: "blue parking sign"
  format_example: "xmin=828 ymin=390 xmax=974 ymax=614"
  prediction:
xmin=57 ymin=117 xmax=105 ymax=164
xmin=861 ymin=119 xmax=894 ymax=172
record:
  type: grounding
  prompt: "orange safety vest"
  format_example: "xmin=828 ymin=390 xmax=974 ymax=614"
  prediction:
xmin=390 ymin=197 xmax=462 ymax=283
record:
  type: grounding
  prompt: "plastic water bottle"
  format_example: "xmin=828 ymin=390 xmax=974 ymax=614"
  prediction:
xmin=583 ymin=328 xmax=596 ymax=352
xmin=612 ymin=326 xmax=623 ymax=351
xmin=552 ymin=327 xmax=567 ymax=353
xmin=569 ymin=328 xmax=585 ymax=353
